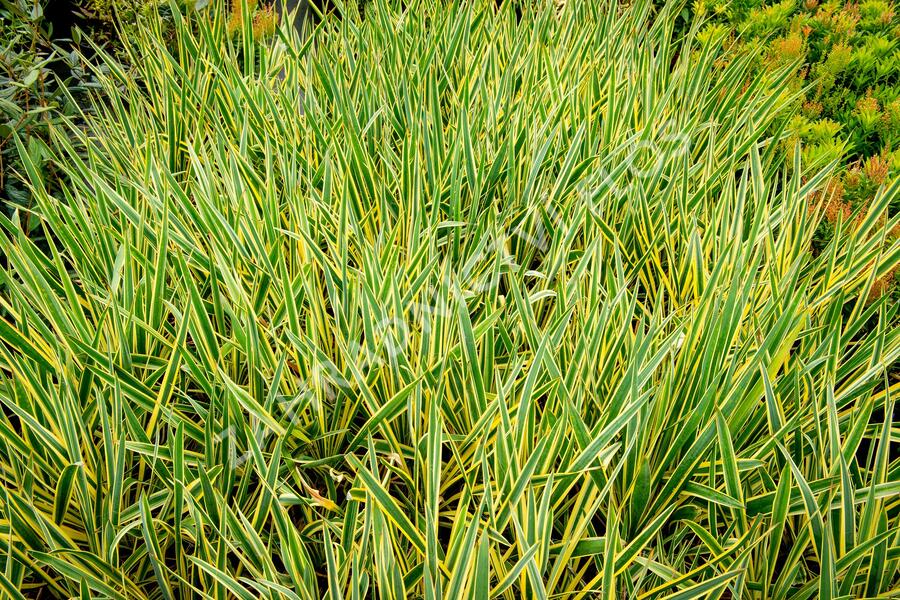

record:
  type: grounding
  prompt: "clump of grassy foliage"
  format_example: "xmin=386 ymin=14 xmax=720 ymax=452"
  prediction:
xmin=1 ymin=0 xmax=899 ymax=597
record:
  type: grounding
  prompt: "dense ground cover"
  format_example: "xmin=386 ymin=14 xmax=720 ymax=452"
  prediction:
xmin=0 ymin=1 xmax=899 ymax=598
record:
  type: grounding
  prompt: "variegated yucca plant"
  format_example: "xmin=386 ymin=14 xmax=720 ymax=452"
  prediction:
xmin=0 ymin=0 xmax=898 ymax=598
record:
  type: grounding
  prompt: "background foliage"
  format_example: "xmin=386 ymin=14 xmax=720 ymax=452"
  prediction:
xmin=688 ymin=0 xmax=900 ymax=269
xmin=1 ymin=0 xmax=71 ymax=212
xmin=0 ymin=0 xmax=122 ymax=223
